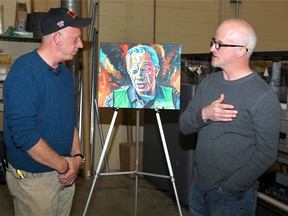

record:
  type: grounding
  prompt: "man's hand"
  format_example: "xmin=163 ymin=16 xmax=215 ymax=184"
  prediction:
xmin=57 ymin=157 xmax=82 ymax=190
xmin=202 ymin=94 xmax=238 ymax=122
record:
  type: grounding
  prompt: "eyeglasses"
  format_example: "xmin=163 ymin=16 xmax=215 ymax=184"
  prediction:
xmin=211 ymin=38 xmax=248 ymax=52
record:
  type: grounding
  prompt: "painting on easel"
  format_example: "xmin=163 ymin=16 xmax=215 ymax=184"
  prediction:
xmin=98 ymin=43 xmax=181 ymax=110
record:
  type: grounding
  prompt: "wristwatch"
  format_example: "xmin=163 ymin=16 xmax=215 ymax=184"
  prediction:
xmin=73 ymin=153 xmax=85 ymax=164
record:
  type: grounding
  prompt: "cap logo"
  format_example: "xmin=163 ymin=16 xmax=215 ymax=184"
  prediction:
xmin=57 ymin=21 xmax=65 ymax=28
xmin=67 ymin=10 xmax=77 ymax=19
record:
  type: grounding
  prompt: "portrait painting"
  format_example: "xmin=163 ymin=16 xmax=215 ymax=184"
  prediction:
xmin=98 ymin=43 xmax=181 ymax=110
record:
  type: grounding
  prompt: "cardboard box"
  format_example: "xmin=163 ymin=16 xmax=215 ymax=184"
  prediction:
xmin=32 ymin=0 xmax=60 ymax=13
xmin=0 ymin=54 xmax=11 ymax=80
xmin=119 ymin=142 xmax=143 ymax=178
xmin=0 ymin=53 xmax=12 ymax=64
xmin=0 ymin=64 xmax=9 ymax=74
xmin=15 ymin=2 xmax=27 ymax=31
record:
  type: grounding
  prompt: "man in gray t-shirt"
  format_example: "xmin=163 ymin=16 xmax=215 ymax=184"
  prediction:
xmin=179 ymin=19 xmax=280 ymax=216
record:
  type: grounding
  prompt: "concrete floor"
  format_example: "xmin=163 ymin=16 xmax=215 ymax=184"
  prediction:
xmin=0 ymin=172 xmax=285 ymax=216
xmin=0 ymin=173 xmax=189 ymax=216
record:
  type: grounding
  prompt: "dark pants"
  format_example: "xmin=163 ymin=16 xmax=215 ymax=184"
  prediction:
xmin=189 ymin=181 xmax=257 ymax=216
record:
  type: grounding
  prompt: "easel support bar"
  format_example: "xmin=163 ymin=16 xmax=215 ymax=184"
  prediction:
xmin=137 ymin=171 xmax=171 ymax=179
xmin=99 ymin=171 xmax=135 ymax=176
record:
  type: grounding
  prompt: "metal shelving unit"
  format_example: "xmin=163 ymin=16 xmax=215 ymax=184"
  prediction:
xmin=0 ymin=35 xmax=41 ymax=43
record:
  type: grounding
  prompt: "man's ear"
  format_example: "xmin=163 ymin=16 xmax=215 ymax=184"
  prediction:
xmin=155 ymin=65 xmax=160 ymax=77
xmin=237 ymin=47 xmax=247 ymax=58
xmin=52 ymin=32 xmax=62 ymax=45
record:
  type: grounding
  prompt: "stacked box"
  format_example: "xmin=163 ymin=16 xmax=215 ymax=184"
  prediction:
xmin=0 ymin=53 xmax=11 ymax=81
xmin=15 ymin=2 xmax=27 ymax=31
xmin=32 ymin=0 xmax=60 ymax=13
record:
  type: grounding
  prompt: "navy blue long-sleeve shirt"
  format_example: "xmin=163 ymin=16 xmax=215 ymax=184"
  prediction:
xmin=179 ymin=71 xmax=280 ymax=195
xmin=3 ymin=49 xmax=75 ymax=173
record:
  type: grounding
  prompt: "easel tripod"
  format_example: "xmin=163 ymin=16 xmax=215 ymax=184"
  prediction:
xmin=83 ymin=108 xmax=183 ymax=216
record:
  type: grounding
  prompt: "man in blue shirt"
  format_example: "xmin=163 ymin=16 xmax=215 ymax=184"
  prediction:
xmin=4 ymin=8 xmax=91 ymax=215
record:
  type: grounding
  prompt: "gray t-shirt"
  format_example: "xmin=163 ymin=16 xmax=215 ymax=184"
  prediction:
xmin=179 ymin=71 xmax=280 ymax=195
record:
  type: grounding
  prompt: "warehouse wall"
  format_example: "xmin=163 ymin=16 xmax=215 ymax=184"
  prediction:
xmin=98 ymin=0 xmax=288 ymax=53
xmin=2 ymin=1 xmax=288 ymax=57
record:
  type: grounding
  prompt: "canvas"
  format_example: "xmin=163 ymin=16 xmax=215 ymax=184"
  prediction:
xmin=98 ymin=43 xmax=181 ymax=110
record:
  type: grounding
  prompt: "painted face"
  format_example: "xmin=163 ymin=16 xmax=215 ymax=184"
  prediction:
xmin=127 ymin=52 xmax=158 ymax=97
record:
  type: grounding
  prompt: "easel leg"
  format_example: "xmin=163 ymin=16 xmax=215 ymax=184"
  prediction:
xmin=94 ymin=99 xmax=109 ymax=172
xmin=155 ymin=110 xmax=183 ymax=216
xmin=83 ymin=109 xmax=119 ymax=216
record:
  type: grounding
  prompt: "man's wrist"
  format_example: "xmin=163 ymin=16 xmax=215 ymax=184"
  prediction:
xmin=201 ymin=108 xmax=208 ymax=123
xmin=73 ymin=153 xmax=85 ymax=164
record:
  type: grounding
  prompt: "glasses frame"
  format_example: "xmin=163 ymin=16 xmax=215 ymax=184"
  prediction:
xmin=211 ymin=38 xmax=248 ymax=52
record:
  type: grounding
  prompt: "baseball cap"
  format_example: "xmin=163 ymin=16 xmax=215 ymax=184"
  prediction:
xmin=41 ymin=7 xmax=92 ymax=36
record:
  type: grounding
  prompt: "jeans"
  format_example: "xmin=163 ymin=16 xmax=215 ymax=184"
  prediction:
xmin=189 ymin=181 xmax=257 ymax=216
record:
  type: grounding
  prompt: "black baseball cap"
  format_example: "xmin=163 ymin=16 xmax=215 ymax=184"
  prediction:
xmin=41 ymin=7 xmax=92 ymax=36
